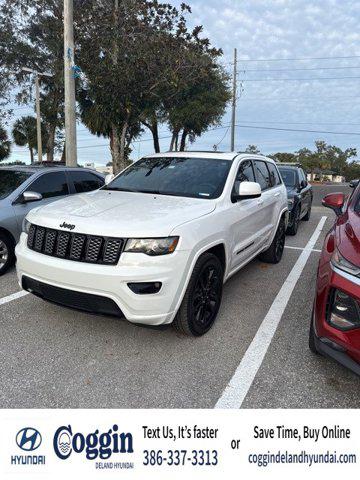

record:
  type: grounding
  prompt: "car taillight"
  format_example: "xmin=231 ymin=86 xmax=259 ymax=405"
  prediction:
xmin=328 ymin=289 xmax=360 ymax=330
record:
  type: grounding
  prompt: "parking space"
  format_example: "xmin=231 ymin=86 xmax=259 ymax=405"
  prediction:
xmin=0 ymin=184 xmax=358 ymax=409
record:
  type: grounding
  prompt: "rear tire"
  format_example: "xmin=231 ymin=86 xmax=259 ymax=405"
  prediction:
xmin=258 ymin=217 xmax=285 ymax=264
xmin=0 ymin=233 xmax=14 ymax=276
xmin=173 ymin=253 xmax=223 ymax=336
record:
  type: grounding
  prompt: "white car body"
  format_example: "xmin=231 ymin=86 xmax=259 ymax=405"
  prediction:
xmin=16 ymin=152 xmax=288 ymax=326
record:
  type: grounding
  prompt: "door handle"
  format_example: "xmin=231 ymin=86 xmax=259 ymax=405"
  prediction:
xmin=274 ymin=192 xmax=280 ymax=197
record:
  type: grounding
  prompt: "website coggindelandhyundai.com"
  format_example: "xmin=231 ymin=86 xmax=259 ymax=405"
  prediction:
xmin=249 ymin=450 xmax=357 ymax=468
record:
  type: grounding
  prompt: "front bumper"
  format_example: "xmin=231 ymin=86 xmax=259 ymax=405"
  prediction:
xmin=16 ymin=233 xmax=191 ymax=325
xmin=314 ymin=264 xmax=360 ymax=372
xmin=313 ymin=327 xmax=360 ymax=376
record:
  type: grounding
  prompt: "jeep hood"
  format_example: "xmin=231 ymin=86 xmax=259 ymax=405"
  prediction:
xmin=27 ymin=190 xmax=216 ymax=237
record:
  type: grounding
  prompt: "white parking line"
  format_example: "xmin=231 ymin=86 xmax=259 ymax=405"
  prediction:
xmin=0 ymin=290 xmax=29 ymax=306
xmin=285 ymin=245 xmax=322 ymax=253
xmin=215 ymin=215 xmax=328 ymax=409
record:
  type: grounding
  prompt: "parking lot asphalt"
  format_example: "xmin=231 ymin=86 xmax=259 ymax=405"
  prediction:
xmin=0 ymin=184 xmax=358 ymax=409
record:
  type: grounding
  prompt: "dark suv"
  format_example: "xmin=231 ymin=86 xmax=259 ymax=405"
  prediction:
xmin=277 ymin=163 xmax=313 ymax=235
xmin=0 ymin=165 xmax=104 ymax=275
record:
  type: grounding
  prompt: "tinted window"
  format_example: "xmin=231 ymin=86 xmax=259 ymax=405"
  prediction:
xmin=278 ymin=167 xmax=297 ymax=187
xmin=232 ymin=160 xmax=255 ymax=198
xmin=254 ymin=160 xmax=272 ymax=190
xmin=267 ymin=162 xmax=282 ymax=186
xmin=69 ymin=171 xmax=104 ymax=193
xmin=299 ymin=169 xmax=307 ymax=184
xmin=0 ymin=170 xmax=32 ymax=200
xmin=105 ymin=157 xmax=232 ymax=199
xmin=28 ymin=172 xmax=69 ymax=199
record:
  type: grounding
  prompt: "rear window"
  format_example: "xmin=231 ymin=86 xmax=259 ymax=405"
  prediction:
xmin=254 ymin=160 xmax=272 ymax=190
xmin=0 ymin=170 xmax=32 ymax=200
xmin=278 ymin=167 xmax=297 ymax=187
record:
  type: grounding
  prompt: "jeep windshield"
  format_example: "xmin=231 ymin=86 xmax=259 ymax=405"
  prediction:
xmin=0 ymin=170 xmax=32 ymax=200
xmin=103 ymin=157 xmax=232 ymax=199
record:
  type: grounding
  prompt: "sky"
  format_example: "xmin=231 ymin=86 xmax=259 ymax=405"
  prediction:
xmin=7 ymin=0 xmax=360 ymax=165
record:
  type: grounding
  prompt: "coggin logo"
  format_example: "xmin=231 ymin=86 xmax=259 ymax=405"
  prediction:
xmin=53 ymin=425 xmax=134 ymax=460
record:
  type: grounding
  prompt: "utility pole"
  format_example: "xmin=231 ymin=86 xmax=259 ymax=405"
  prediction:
xmin=35 ymin=74 xmax=42 ymax=162
xmin=64 ymin=0 xmax=77 ymax=166
xmin=21 ymin=67 xmax=52 ymax=163
xmin=230 ymin=48 xmax=237 ymax=152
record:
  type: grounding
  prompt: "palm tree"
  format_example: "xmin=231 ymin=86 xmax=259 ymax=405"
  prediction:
xmin=0 ymin=126 xmax=11 ymax=162
xmin=12 ymin=116 xmax=38 ymax=164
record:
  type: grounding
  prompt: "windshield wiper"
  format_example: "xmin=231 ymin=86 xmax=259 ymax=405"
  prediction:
xmin=102 ymin=186 xmax=140 ymax=192
xmin=137 ymin=189 xmax=162 ymax=194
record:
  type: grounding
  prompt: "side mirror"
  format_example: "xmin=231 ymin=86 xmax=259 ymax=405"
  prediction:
xmin=300 ymin=180 xmax=307 ymax=189
xmin=322 ymin=193 xmax=345 ymax=216
xmin=22 ymin=191 xmax=43 ymax=203
xmin=349 ymin=179 xmax=359 ymax=189
xmin=233 ymin=181 xmax=261 ymax=201
xmin=105 ymin=174 xmax=114 ymax=185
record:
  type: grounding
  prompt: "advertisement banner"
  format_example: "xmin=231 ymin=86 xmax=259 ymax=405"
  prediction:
xmin=0 ymin=409 xmax=358 ymax=479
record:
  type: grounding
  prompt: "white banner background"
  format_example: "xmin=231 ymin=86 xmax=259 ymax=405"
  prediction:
xmin=0 ymin=409 xmax=358 ymax=479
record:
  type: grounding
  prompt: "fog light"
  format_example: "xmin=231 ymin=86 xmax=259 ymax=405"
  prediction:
xmin=127 ymin=282 xmax=162 ymax=294
xmin=328 ymin=289 xmax=360 ymax=330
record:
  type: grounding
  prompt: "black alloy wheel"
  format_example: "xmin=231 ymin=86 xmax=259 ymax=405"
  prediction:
xmin=173 ymin=253 xmax=224 ymax=336
xmin=191 ymin=263 xmax=222 ymax=333
xmin=274 ymin=219 xmax=286 ymax=262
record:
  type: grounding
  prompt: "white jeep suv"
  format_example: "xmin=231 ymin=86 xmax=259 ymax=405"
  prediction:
xmin=16 ymin=152 xmax=288 ymax=336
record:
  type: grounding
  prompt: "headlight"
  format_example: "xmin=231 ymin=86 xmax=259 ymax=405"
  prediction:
xmin=328 ymin=289 xmax=360 ymax=330
xmin=124 ymin=237 xmax=179 ymax=256
xmin=331 ymin=248 xmax=360 ymax=277
xmin=22 ymin=218 xmax=31 ymax=234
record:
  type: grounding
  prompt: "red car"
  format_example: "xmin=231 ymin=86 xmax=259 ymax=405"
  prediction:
xmin=309 ymin=185 xmax=360 ymax=375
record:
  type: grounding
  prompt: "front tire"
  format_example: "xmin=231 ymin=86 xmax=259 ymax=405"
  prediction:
xmin=173 ymin=253 xmax=223 ymax=336
xmin=309 ymin=308 xmax=320 ymax=355
xmin=303 ymin=204 xmax=311 ymax=221
xmin=258 ymin=217 xmax=285 ymax=264
xmin=0 ymin=233 xmax=14 ymax=276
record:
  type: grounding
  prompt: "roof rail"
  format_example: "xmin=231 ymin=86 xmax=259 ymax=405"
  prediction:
xmin=277 ymin=162 xmax=303 ymax=167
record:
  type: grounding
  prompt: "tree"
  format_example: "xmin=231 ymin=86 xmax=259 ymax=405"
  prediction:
xmin=269 ymin=152 xmax=297 ymax=163
xmin=0 ymin=125 xmax=11 ymax=162
xmin=166 ymin=65 xmax=230 ymax=151
xmin=0 ymin=0 xmax=65 ymax=161
xmin=77 ymin=0 xmax=227 ymax=172
xmin=244 ymin=145 xmax=261 ymax=154
xmin=12 ymin=116 xmax=46 ymax=163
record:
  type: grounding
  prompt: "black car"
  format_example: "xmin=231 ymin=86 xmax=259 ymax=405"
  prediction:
xmin=277 ymin=163 xmax=313 ymax=235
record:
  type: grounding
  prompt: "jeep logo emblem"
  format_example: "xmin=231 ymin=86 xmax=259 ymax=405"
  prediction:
xmin=59 ymin=222 xmax=75 ymax=231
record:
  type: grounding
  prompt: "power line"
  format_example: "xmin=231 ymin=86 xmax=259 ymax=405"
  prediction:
xmin=10 ymin=121 xmax=360 ymax=154
xmin=234 ymin=120 xmax=360 ymax=126
xmin=239 ymin=76 xmax=360 ymax=82
xmin=234 ymin=124 xmax=360 ymax=136
xmin=238 ymin=94 xmax=360 ymax=102
xmin=239 ymin=65 xmax=360 ymax=72
xmin=235 ymin=54 xmax=360 ymax=63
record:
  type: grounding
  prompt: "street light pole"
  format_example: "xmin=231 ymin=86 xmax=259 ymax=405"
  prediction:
xmin=64 ymin=0 xmax=77 ymax=167
xmin=21 ymin=67 xmax=52 ymax=163
xmin=230 ymin=48 xmax=237 ymax=152
xmin=34 ymin=73 xmax=42 ymax=162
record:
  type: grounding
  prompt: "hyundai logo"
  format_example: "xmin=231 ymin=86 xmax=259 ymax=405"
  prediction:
xmin=16 ymin=428 xmax=42 ymax=452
